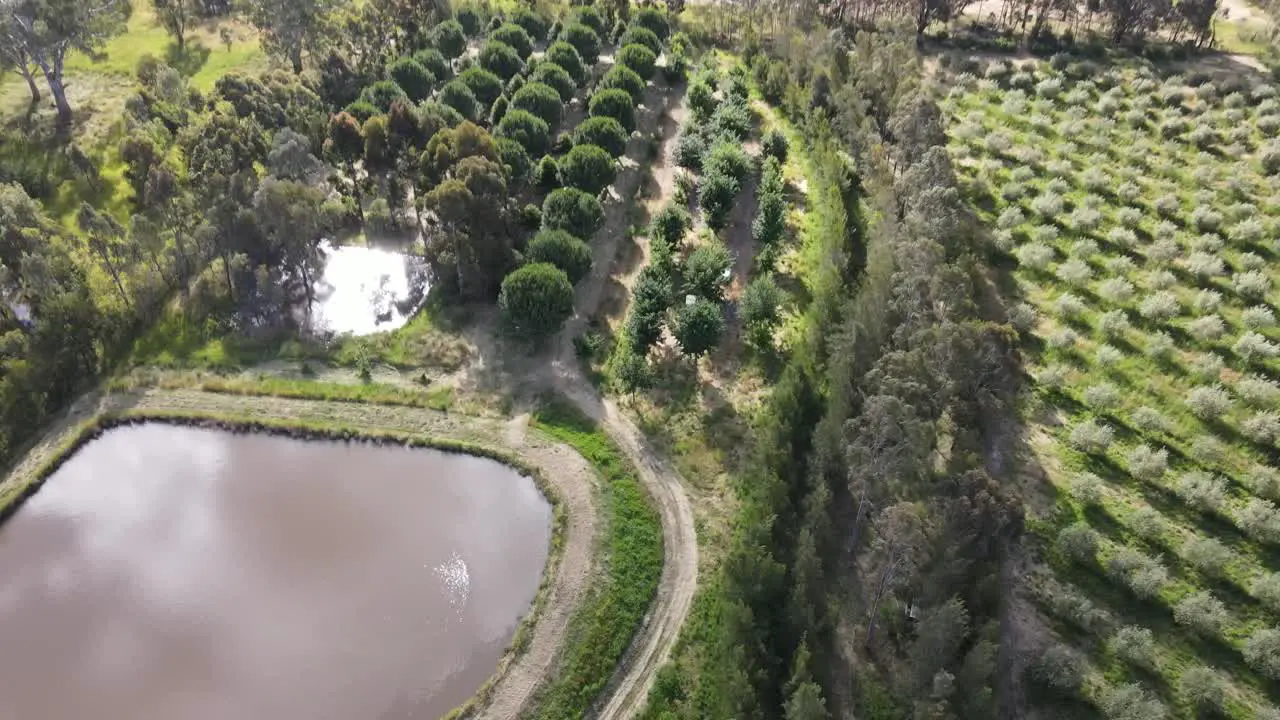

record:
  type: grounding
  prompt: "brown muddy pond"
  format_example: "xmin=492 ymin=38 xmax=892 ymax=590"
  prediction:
xmin=0 ymin=424 xmax=552 ymax=720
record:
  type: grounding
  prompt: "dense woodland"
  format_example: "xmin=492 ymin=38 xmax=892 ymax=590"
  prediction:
xmin=6 ymin=0 xmax=1280 ymax=718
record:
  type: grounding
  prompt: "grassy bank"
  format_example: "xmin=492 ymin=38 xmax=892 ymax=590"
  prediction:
xmin=529 ymin=398 xmax=663 ymax=720
xmin=112 ymin=372 xmax=456 ymax=412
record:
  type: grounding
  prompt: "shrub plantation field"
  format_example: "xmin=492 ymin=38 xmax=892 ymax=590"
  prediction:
xmin=941 ymin=55 xmax=1280 ymax=719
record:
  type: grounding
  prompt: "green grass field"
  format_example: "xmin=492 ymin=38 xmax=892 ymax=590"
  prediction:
xmin=941 ymin=53 xmax=1280 ymax=718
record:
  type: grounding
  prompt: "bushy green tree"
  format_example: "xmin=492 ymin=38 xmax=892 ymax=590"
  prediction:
xmin=546 ymin=41 xmax=587 ymax=85
xmin=500 ymin=263 xmax=575 ymax=339
xmin=741 ymin=275 xmax=782 ymax=347
xmin=573 ymin=116 xmax=629 ymax=157
xmin=589 ymin=88 xmax=636 ymax=132
xmin=432 ymin=19 xmax=467 ymax=59
xmin=526 ymin=230 xmax=592 ymax=283
xmin=559 ymin=23 xmax=601 ymax=65
xmin=599 ymin=64 xmax=646 ymax=104
xmin=509 ymin=7 xmax=549 ymax=40
xmin=439 ymin=80 xmax=479 ymax=120
xmin=650 ymin=204 xmax=690 ymax=252
xmin=616 ymin=44 xmax=658 ymax=81
xmin=361 ymin=79 xmax=408 ymax=111
xmin=699 ymin=171 xmax=739 ymax=230
xmin=542 ymin=187 xmax=604 ymax=238
xmin=491 ymin=23 xmax=535 ymax=59
xmin=632 ymin=7 xmax=669 ymax=39
xmin=387 ymin=57 xmax=435 ymax=102
xmin=510 ymin=82 xmax=563 ymax=126
xmin=495 ymin=136 xmax=531 ymax=182
xmin=685 ymin=241 xmax=733 ymax=300
xmin=455 ymin=6 xmax=485 ymax=36
xmin=558 ymin=144 xmax=616 ymax=194
xmin=567 ymin=5 xmax=607 ymax=36
xmin=531 ymin=62 xmax=576 ymax=102
xmin=704 ymin=141 xmax=751 ymax=184
xmin=619 ymin=25 xmax=662 ymax=55
xmin=675 ymin=298 xmax=724 ymax=357
xmin=496 ymin=108 xmax=552 ymax=156
xmin=479 ymin=40 xmax=524 ymax=80
xmin=459 ymin=67 xmax=504 ymax=110
xmin=412 ymin=48 xmax=451 ymax=81
xmin=688 ymin=80 xmax=716 ymax=121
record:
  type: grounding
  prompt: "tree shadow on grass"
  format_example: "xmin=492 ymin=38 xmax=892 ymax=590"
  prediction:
xmin=165 ymin=40 xmax=212 ymax=80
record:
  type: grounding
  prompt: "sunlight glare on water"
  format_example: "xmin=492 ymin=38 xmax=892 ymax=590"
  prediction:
xmin=309 ymin=242 xmax=419 ymax=336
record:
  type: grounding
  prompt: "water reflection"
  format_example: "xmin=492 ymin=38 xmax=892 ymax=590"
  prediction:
xmin=308 ymin=241 xmax=427 ymax=337
xmin=0 ymin=424 xmax=551 ymax=720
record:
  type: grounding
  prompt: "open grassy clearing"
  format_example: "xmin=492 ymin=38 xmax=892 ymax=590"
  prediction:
xmin=940 ymin=51 xmax=1280 ymax=718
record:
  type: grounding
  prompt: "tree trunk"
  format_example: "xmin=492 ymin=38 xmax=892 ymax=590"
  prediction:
xmin=35 ymin=55 xmax=72 ymax=127
xmin=19 ymin=63 xmax=40 ymax=104
xmin=290 ymin=45 xmax=304 ymax=74
xmin=98 ymin=250 xmax=132 ymax=311
xmin=221 ymin=249 xmax=236 ymax=302
xmin=864 ymin=558 xmax=895 ymax=649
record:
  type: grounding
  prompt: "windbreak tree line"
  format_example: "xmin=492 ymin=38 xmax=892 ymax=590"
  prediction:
xmin=640 ymin=23 xmax=1023 ymax=720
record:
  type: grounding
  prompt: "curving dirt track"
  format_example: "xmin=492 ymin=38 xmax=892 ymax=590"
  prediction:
xmin=541 ymin=74 xmax=699 ymax=720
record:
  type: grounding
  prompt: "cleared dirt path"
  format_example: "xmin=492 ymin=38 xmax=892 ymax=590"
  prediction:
xmin=548 ymin=77 xmax=700 ymax=720
xmin=0 ymin=388 xmax=601 ymax=720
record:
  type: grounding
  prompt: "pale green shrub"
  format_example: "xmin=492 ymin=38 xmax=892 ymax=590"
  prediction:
xmin=1180 ymin=666 xmax=1227 ymax=714
xmin=996 ymin=207 xmax=1025 ymax=229
xmin=1187 ymin=385 xmax=1232 ymax=419
xmin=1185 ymin=251 xmax=1225 ymax=278
xmin=1107 ymin=227 xmax=1139 ymax=248
xmin=1184 ymin=536 xmax=1234 ymax=576
xmin=1244 ymin=411 xmax=1280 ymax=445
xmin=1190 ymin=352 xmax=1226 ymax=380
xmin=1238 ymin=375 xmax=1280 ymax=407
xmin=1070 ymin=471 xmax=1105 ymax=505
xmin=1235 ymin=331 xmax=1279 ymax=362
xmin=1147 ymin=238 xmax=1180 ymax=264
xmin=1098 ymin=310 xmax=1131 ymax=337
xmin=1178 ymin=470 xmax=1227 ymax=512
xmin=1056 ymin=259 xmax=1093 ymax=285
xmin=1016 ymin=242 xmax=1056 ymax=270
xmin=1068 ymin=238 xmax=1098 ymax=258
xmin=1054 ymin=293 xmax=1088 ymax=318
xmin=1187 ymin=314 xmax=1226 ymax=342
xmin=1146 ymin=332 xmax=1175 ymax=360
xmin=1244 ymin=628 xmax=1280 ymax=678
xmin=1239 ymin=497 xmax=1280 ymax=541
xmin=1138 ymin=291 xmax=1180 ymax=321
xmin=1057 ymin=522 xmax=1099 ymax=561
xmin=1131 ymin=406 xmax=1168 ymax=434
xmin=1173 ymin=592 xmax=1228 ymax=637
xmin=1127 ymin=445 xmax=1168 ymax=482
xmin=1070 ymin=420 xmax=1114 ymax=454
xmin=1243 ymin=306 xmax=1276 ymax=329
xmin=1096 ymin=344 xmax=1124 ymax=367
xmin=1254 ymin=572 xmax=1280 ymax=610
xmin=1098 ymin=277 xmax=1136 ymax=303
xmin=1107 ymin=627 xmax=1157 ymax=669
xmin=1084 ymin=382 xmax=1121 ymax=409
xmin=1192 ymin=290 xmax=1222 ymax=314
xmin=1100 ymin=682 xmax=1165 ymax=720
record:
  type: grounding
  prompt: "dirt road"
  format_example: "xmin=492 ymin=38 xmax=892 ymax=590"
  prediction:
xmin=548 ymin=76 xmax=700 ymax=720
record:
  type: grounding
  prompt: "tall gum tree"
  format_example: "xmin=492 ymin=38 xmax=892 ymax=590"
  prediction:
xmin=5 ymin=0 xmax=129 ymax=126
xmin=246 ymin=0 xmax=337 ymax=74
